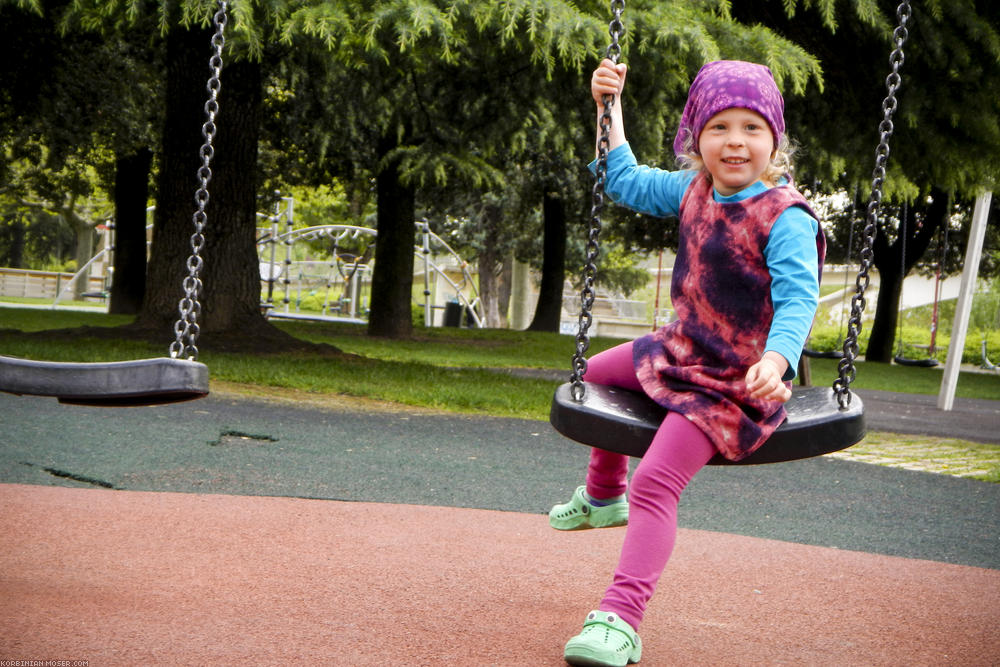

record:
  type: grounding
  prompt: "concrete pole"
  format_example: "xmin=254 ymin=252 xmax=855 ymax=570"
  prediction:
xmin=937 ymin=191 xmax=993 ymax=410
xmin=509 ymin=257 xmax=533 ymax=330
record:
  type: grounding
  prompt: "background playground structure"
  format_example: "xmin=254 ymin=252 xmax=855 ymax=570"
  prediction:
xmin=255 ymin=198 xmax=485 ymax=328
xmin=0 ymin=194 xmax=653 ymax=335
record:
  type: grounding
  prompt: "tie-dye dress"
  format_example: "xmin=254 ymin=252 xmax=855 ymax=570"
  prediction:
xmin=632 ymin=172 xmax=825 ymax=461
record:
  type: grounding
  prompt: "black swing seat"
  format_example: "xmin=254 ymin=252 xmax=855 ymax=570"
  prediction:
xmin=0 ymin=355 xmax=209 ymax=407
xmin=550 ymin=383 xmax=864 ymax=465
xmin=893 ymin=355 xmax=939 ymax=368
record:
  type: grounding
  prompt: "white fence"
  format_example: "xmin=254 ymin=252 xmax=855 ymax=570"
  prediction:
xmin=0 ymin=268 xmax=106 ymax=301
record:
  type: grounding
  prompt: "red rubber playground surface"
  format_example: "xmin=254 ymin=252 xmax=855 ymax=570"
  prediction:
xmin=1 ymin=483 xmax=997 ymax=666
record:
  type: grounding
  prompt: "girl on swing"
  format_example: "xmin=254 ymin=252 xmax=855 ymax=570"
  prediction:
xmin=553 ymin=59 xmax=825 ymax=667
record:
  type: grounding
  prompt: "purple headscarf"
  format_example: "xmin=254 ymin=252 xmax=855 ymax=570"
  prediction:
xmin=672 ymin=60 xmax=785 ymax=158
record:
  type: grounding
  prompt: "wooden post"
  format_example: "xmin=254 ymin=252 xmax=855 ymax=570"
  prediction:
xmin=937 ymin=192 xmax=992 ymax=410
xmin=797 ymin=354 xmax=812 ymax=387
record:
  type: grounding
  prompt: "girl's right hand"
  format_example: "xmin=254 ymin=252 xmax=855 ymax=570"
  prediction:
xmin=592 ymin=58 xmax=627 ymax=106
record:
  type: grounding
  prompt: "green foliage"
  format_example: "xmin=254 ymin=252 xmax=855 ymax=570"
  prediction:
xmin=0 ymin=207 xmax=74 ymax=268
xmin=594 ymin=242 xmax=651 ymax=297
xmin=390 ymin=146 xmax=505 ymax=191
xmin=3 ymin=0 xmax=41 ymax=12
xmin=0 ymin=2 xmax=164 ymax=278
xmin=749 ymin=0 xmax=1000 ymax=198
xmin=263 ymin=183 xmax=377 ymax=261
xmin=284 ymin=183 xmax=357 ymax=228
xmin=264 ymin=286 xmax=359 ymax=317
xmin=0 ymin=135 xmax=114 ymax=273
xmin=279 ymin=4 xmax=353 ymax=50
xmin=411 ymin=302 xmax=427 ymax=328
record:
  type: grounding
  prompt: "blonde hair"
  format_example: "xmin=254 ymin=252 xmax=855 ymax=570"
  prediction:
xmin=676 ymin=134 xmax=797 ymax=188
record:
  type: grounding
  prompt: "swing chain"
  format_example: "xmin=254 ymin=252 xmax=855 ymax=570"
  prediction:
xmin=834 ymin=0 xmax=911 ymax=408
xmin=170 ymin=1 xmax=228 ymax=361
xmin=571 ymin=0 xmax=625 ymax=402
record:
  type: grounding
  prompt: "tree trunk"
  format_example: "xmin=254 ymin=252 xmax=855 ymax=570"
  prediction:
xmin=477 ymin=200 xmax=506 ymax=328
xmin=367 ymin=150 xmax=415 ymax=338
xmin=3 ymin=215 xmax=26 ymax=267
xmin=139 ymin=24 xmax=266 ymax=339
xmin=109 ymin=147 xmax=152 ymax=314
xmin=865 ymin=189 xmax=948 ymax=362
xmin=527 ymin=191 xmax=567 ymax=332
xmin=865 ymin=246 xmax=902 ymax=363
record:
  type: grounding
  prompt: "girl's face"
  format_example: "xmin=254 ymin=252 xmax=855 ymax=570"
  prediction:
xmin=697 ymin=107 xmax=775 ymax=196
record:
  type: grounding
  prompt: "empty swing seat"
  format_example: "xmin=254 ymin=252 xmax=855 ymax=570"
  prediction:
xmin=0 ymin=355 xmax=209 ymax=407
xmin=550 ymin=383 xmax=865 ymax=465
xmin=893 ymin=354 xmax=939 ymax=368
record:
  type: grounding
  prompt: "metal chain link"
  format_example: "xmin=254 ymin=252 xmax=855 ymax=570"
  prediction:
xmin=571 ymin=0 xmax=625 ymax=402
xmin=170 ymin=1 xmax=228 ymax=361
xmin=834 ymin=1 xmax=911 ymax=407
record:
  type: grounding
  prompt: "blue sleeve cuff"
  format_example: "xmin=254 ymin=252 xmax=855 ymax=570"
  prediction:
xmin=765 ymin=345 xmax=802 ymax=381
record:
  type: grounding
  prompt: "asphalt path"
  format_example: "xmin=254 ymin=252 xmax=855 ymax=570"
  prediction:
xmin=3 ymin=389 xmax=998 ymax=570
xmin=858 ymin=388 xmax=1000 ymax=444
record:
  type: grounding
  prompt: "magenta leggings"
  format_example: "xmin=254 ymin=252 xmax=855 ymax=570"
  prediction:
xmin=582 ymin=340 xmax=718 ymax=631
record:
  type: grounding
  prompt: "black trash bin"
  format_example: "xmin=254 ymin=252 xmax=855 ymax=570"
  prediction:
xmin=444 ymin=301 xmax=464 ymax=327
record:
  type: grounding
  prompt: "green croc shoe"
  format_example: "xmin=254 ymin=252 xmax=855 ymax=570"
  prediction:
xmin=564 ymin=610 xmax=642 ymax=667
xmin=549 ymin=485 xmax=628 ymax=531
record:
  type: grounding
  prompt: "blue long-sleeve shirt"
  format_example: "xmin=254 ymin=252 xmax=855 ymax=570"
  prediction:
xmin=592 ymin=143 xmax=820 ymax=377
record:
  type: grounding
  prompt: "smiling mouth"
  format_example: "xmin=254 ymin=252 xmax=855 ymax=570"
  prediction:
xmin=722 ymin=157 xmax=749 ymax=165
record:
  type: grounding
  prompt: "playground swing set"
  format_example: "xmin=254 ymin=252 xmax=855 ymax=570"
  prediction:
xmin=0 ymin=0 xmax=957 ymax=467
